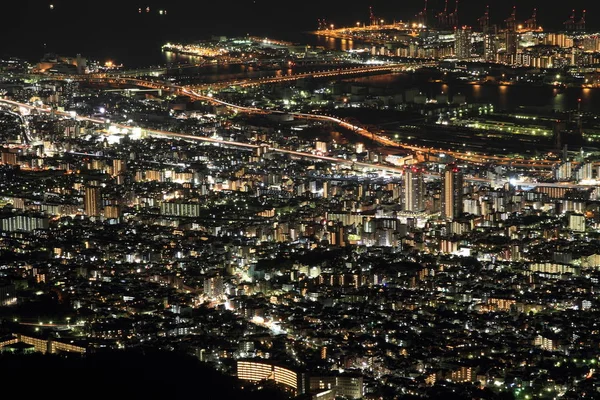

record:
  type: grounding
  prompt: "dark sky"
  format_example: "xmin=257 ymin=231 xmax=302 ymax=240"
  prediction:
xmin=0 ymin=0 xmax=597 ymax=62
xmin=2 ymin=0 xmax=598 ymax=34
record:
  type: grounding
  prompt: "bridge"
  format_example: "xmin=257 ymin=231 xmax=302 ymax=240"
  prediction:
xmin=0 ymin=104 xmax=33 ymax=143
xmin=5 ymin=64 xmax=583 ymax=171
xmin=190 ymin=63 xmax=418 ymax=91
xmin=3 ymin=97 xmax=600 ymax=189
xmin=103 ymin=87 xmax=164 ymax=96
xmin=78 ymin=73 xmax=566 ymax=170
xmin=0 ymin=98 xmax=407 ymax=175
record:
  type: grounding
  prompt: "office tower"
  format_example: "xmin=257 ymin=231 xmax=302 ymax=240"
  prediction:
xmin=454 ymin=26 xmax=472 ymax=59
xmin=479 ymin=5 xmax=496 ymax=61
xmin=84 ymin=186 xmax=101 ymax=217
xmin=204 ymin=275 xmax=224 ymax=299
xmin=569 ymin=214 xmax=586 ymax=232
xmin=112 ymin=159 xmax=126 ymax=176
xmin=315 ymin=140 xmax=328 ymax=154
xmin=403 ymin=165 xmax=424 ymax=212
xmin=442 ymin=164 xmax=463 ymax=220
xmin=554 ymin=161 xmax=572 ymax=181
xmin=504 ymin=7 xmax=518 ymax=63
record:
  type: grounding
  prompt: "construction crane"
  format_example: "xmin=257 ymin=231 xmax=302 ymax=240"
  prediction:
xmin=576 ymin=9 xmax=586 ymax=31
xmin=524 ymin=8 xmax=537 ymax=31
xmin=564 ymin=9 xmax=576 ymax=31
xmin=478 ymin=5 xmax=490 ymax=31
xmin=505 ymin=6 xmax=517 ymax=31
xmin=369 ymin=6 xmax=377 ymax=26
xmin=317 ymin=18 xmax=328 ymax=31
xmin=448 ymin=0 xmax=459 ymax=28
xmin=479 ymin=5 xmax=495 ymax=61
xmin=437 ymin=0 xmax=449 ymax=29
xmin=415 ymin=0 xmax=428 ymax=26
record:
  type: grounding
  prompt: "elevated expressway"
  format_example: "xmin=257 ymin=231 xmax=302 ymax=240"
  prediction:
xmin=1 ymin=97 xmax=597 ymax=191
xmin=3 ymin=63 xmax=590 ymax=174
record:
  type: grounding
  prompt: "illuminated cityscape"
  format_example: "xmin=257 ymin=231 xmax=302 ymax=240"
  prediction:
xmin=2 ymin=0 xmax=600 ymax=398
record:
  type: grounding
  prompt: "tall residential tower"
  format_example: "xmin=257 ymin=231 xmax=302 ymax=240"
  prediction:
xmin=403 ymin=165 xmax=425 ymax=212
xmin=442 ymin=164 xmax=463 ymax=220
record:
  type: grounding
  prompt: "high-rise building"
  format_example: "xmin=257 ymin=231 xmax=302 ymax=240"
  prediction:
xmin=112 ymin=159 xmax=126 ymax=176
xmin=454 ymin=26 xmax=472 ymax=59
xmin=504 ymin=7 xmax=518 ymax=63
xmin=554 ymin=161 xmax=572 ymax=181
xmin=310 ymin=375 xmax=363 ymax=399
xmin=315 ymin=141 xmax=328 ymax=154
xmin=478 ymin=6 xmax=496 ymax=61
xmin=84 ymin=186 xmax=101 ymax=217
xmin=569 ymin=214 xmax=586 ymax=232
xmin=160 ymin=202 xmax=201 ymax=217
xmin=103 ymin=205 xmax=121 ymax=220
xmin=403 ymin=165 xmax=425 ymax=212
xmin=574 ymin=162 xmax=593 ymax=181
xmin=204 ymin=275 xmax=224 ymax=299
xmin=1 ymin=215 xmax=49 ymax=232
xmin=1 ymin=150 xmax=18 ymax=166
xmin=483 ymin=32 xmax=496 ymax=61
xmin=442 ymin=165 xmax=463 ymax=220
xmin=237 ymin=360 xmax=307 ymax=396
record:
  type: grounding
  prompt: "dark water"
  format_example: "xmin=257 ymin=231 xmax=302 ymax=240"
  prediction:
xmin=3 ymin=3 xmax=600 ymax=114
xmin=348 ymin=74 xmax=600 ymax=113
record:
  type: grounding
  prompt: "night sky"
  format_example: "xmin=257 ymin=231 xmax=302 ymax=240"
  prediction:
xmin=0 ymin=0 xmax=597 ymax=62
xmin=2 ymin=0 xmax=598 ymax=34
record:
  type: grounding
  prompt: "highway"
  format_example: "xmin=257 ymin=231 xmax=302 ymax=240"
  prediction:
xmin=71 ymin=73 xmax=567 ymax=170
xmin=3 ymin=97 xmax=597 ymax=190
xmin=8 ymin=69 xmax=582 ymax=171
xmin=0 ymin=98 xmax=406 ymax=175
xmin=190 ymin=64 xmax=412 ymax=91
xmin=4 ymin=63 xmax=595 ymax=173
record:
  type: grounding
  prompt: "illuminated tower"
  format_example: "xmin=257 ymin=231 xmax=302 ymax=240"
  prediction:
xmin=403 ymin=166 xmax=425 ymax=212
xmin=478 ymin=5 xmax=496 ymax=61
xmin=84 ymin=186 xmax=101 ymax=217
xmin=454 ymin=25 xmax=472 ymax=59
xmin=442 ymin=164 xmax=463 ymax=220
xmin=504 ymin=6 xmax=518 ymax=64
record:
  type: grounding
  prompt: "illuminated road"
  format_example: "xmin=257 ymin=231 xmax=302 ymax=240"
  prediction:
xmin=12 ymin=70 xmax=582 ymax=171
xmin=3 ymin=97 xmax=598 ymax=190
xmin=70 ymin=75 xmax=566 ymax=170
xmin=0 ymin=98 xmax=406 ymax=175
xmin=3 ymin=64 xmax=591 ymax=172
xmin=18 ymin=322 xmax=72 ymax=328
xmin=191 ymin=64 xmax=415 ymax=90
xmin=35 ymin=69 xmax=544 ymax=169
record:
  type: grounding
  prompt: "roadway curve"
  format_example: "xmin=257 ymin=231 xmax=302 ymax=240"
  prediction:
xmin=77 ymin=74 xmax=565 ymax=169
xmin=3 ymin=97 xmax=596 ymax=190
xmin=9 ymin=70 xmax=583 ymax=170
xmin=193 ymin=64 xmax=409 ymax=90
xmin=0 ymin=98 xmax=406 ymax=175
